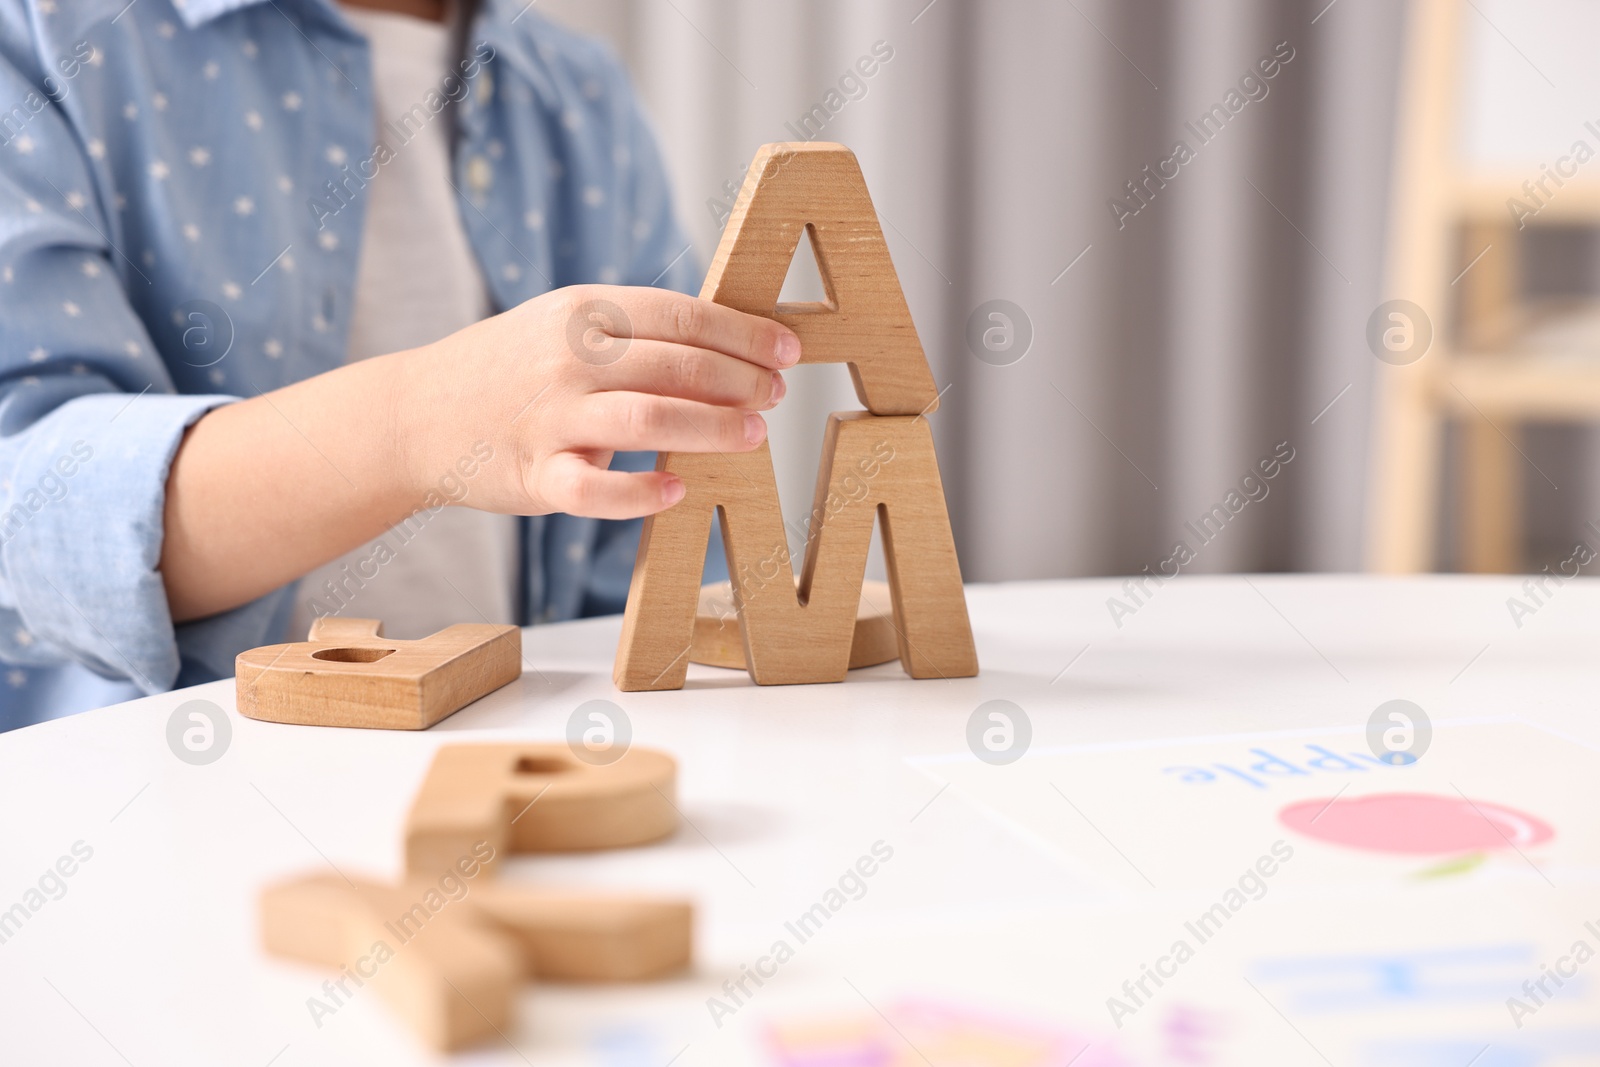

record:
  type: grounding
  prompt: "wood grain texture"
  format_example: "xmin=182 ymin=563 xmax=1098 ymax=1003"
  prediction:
xmin=236 ymin=619 xmax=520 ymax=730
xmin=704 ymin=142 xmax=937 ymax=416
xmin=616 ymin=414 xmax=977 ymax=690
xmin=615 ymin=142 xmax=976 ymax=692
xmin=261 ymin=873 xmax=691 ymax=1050
xmin=404 ymin=744 xmax=679 ymax=881
xmin=692 ymin=578 xmax=900 ymax=671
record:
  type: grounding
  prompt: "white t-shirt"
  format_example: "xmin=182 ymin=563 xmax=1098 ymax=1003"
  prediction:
xmin=293 ymin=5 xmax=518 ymax=640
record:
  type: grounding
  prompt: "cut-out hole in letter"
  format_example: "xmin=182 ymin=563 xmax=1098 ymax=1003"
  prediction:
xmin=514 ymin=756 xmax=575 ymax=776
xmin=775 ymin=222 xmax=838 ymax=314
xmin=310 ymin=646 xmax=396 ymax=663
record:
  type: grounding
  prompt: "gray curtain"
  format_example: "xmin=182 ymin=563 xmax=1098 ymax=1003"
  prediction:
xmin=537 ymin=0 xmax=1407 ymax=579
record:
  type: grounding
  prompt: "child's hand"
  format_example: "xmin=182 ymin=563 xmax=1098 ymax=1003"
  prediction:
xmin=162 ymin=285 xmax=792 ymax=620
xmin=394 ymin=285 xmax=797 ymax=519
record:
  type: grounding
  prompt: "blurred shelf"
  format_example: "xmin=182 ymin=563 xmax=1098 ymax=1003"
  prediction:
xmin=1445 ymin=300 xmax=1600 ymax=417
xmin=1456 ymin=174 xmax=1600 ymax=224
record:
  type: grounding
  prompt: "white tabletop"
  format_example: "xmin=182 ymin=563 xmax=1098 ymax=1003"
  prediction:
xmin=2 ymin=576 xmax=1597 ymax=1066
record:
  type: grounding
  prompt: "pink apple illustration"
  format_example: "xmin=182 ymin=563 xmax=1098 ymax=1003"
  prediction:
xmin=1279 ymin=792 xmax=1554 ymax=857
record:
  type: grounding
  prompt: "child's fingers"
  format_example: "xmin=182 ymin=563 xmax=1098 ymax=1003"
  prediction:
xmin=569 ymin=391 xmax=768 ymax=454
xmin=536 ymin=453 xmax=686 ymax=519
xmin=603 ymin=340 xmax=785 ymax=410
xmin=621 ymin=288 xmax=801 ymax=370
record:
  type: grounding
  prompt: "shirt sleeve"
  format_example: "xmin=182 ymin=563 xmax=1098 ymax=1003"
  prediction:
xmin=0 ymin=28 xmax=273 ymax=693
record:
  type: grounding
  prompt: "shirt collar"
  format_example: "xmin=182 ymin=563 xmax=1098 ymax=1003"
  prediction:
xmin=174 ymin=0 xmax=496 ymax=29
xmin=172 ymin=0 xmax=358 ymax=30
xmin=172 ymin=0 xmax=272 ymax=28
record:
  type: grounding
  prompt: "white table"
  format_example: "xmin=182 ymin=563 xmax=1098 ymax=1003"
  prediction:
xmin=2 ymin=576 xmax=1598 ymax=1066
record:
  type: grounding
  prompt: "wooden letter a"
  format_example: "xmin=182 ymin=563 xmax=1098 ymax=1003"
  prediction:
xmin=614 ymin=143 xmax=978 ymax=691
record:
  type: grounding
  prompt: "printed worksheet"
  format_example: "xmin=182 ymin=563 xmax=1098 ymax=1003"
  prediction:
xmin=907 ymin=720 xmax=1600 ymax=892
xmin=542 ymin=721 xmax=1600 ymax=1066
xmin=558 ymin=881 xmax=1600 ymax=1066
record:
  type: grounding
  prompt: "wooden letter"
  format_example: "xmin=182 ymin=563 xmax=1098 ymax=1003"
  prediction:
xmin=263 ymin=741 xmax=693 ymax=1050
xmin=404 ymin=744 xmax=678 ymax=881
xmin=614 ymin=143 xmax=978 ymax=692
xmin=262 ymin=875 xmax=521 ymax=1050
xmin=468 ymin=883 xmax=692 ymax=983
xmin=702 ymin=142 xmax=937 ymax=415
xmin=236 ymin=617 xmax=520 ymax=730
xmin=262 ymin=875 xmax=691 ymax=1050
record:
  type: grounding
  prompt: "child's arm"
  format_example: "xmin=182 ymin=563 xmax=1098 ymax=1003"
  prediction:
xmin=159 ymin=284 xmax=796 ymax=622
